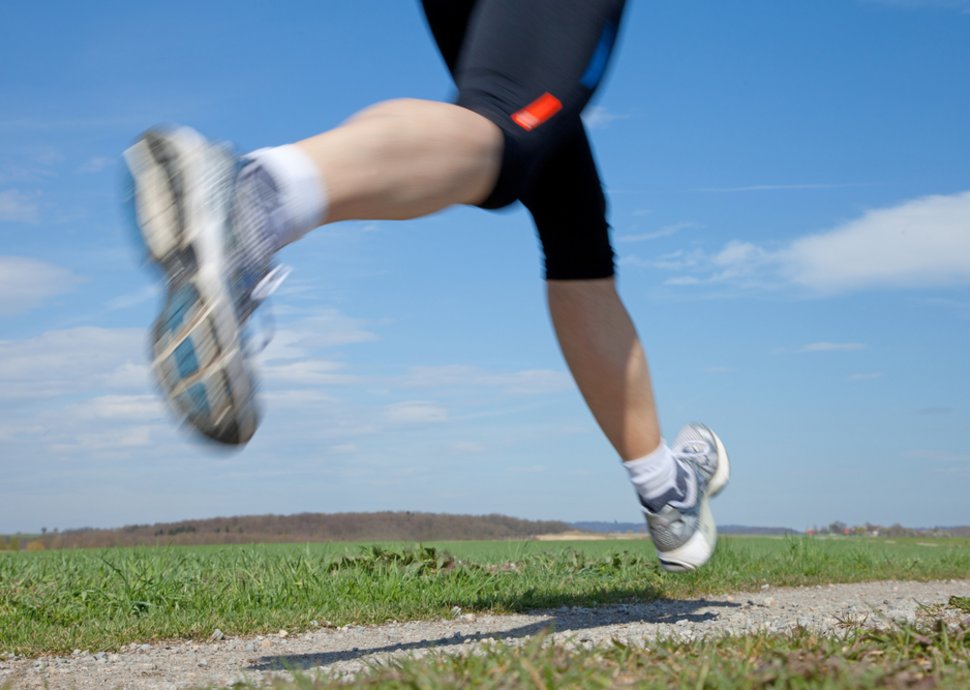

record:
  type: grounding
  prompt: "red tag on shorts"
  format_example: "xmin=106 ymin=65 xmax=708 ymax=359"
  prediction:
xmin=511 ymin=92 xmax=562 ymax=131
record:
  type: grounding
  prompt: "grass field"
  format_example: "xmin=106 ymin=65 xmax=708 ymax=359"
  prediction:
xmin=2 ymin=535 xmax=968 ymax=660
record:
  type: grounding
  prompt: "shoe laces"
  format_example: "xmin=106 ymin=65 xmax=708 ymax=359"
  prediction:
xmin=223 ymin=151 xmax=295 ymax=356
xmin=242 ymin=265 xmax=291 ymax=356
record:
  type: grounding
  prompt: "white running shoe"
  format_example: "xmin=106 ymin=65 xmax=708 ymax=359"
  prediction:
xmin=123 ymin=127 xmax=277 ymax=445
xmin=643 ymin=423 xmax=730 ymax=571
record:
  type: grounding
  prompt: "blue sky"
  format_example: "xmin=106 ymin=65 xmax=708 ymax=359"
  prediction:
xmin=1 ymin=0 xmax=968 ymax=534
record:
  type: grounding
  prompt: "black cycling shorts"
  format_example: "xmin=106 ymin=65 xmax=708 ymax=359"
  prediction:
xmin=421 ymin=0 xmax=626 ymax=280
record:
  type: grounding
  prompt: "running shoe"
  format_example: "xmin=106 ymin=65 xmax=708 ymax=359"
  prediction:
xmin=643 ymin=423 xmax=730 ymax=571
xmin=123 ymin=127 xmax=277 ymax=445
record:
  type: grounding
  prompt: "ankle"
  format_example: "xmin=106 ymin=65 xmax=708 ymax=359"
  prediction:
xmin=239 ymin=145 xmax=328 ymax=250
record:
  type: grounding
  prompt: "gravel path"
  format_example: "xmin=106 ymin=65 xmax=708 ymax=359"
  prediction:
xmin=3 ymin=579 xmax=967 ymax=689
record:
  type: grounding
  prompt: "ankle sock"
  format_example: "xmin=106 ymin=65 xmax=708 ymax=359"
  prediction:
xmin=237 ymin=144 xmax=327 ymax=252
xmin=624 ymin=443 xmax=694 ymax=513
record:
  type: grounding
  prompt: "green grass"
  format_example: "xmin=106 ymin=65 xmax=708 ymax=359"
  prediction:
xmin=249 ymin=614 xmax=970 ymax=690
xmin=1 ymin=537 xmax=968 ymax=657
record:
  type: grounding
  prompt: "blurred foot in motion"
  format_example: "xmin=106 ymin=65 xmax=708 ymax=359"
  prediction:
xmin=123 ymin=127 xmax=284 ymax=445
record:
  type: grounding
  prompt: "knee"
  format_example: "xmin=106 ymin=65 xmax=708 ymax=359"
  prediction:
xmin=350 ymin=99 xmax=500 ymax=155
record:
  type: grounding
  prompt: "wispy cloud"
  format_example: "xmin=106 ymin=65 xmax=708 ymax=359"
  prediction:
xmin=915 ymin=406 xmax=953 ymax=416
xmin=76 ymin=156 xmax=114 ymax=175
xmin=70 ymin=394 xmax=165 ymax=422
xmin=0 ymin=191 xmax=40 ymax=223
xmin=798 ymin=342 xmax=867 ymax=353
xmin=0 ymin=326 xmax=146 ymax=400
xmin=264 ymin=308 xmax=378 ymax=359
xmin=263 ymin=359 xmax=359 ymax=386
xmin=705 ymin=366 xmax=734 ymax=374
xmin=385 ymin=401 xmax=448 ymax=426
xmin=695 ymin=183 xmax=862 ymax=193
xmin=0 ymin=256 xmax=80 ymax=314
xmin=450 ymin=441 xmax=486 ymax=455
xmin=399 ymin=364 xmax=570 ymax=396
xmin=620 ymin=248 xmax=705 ymax=272
xmin=582 ymin=105 xmax=631 ymax=130
xmin=913 ymin=297 xmax=970 ymax=320
xmin=629 ymin=189 xmax=970 ymax=295
xmin=848 ymin=372 xmax=884 ymax=381
xmin=616 ymin=222 xmax=697 ymax=243
xmin=105 ymin=285 xmax=160 ymax=311
xmin=0 ymin=115 xmax=148 ymax=131
xmin=863 ymin=0 xmax=970 ymax=13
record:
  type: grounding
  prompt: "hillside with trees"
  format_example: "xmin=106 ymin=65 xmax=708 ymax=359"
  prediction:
xmin=16 ymin=512 xmax=575 ymax=549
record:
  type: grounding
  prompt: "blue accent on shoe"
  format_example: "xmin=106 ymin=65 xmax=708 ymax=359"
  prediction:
xmin=580 ymin=22 xmax=617 ymax=89
xmin=164 ymin=284 xmax=199 ymax=332
xmin=173 ymin=339 xmax=200 ymax=379
xmin=186 ymin=382 xmax=210 ymax=417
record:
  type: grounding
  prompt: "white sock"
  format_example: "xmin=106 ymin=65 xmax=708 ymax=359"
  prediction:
xmin=240 ymin=145 xmax=327 ymax=251
xmin=624 ymin=442 xmax=691 ymax=512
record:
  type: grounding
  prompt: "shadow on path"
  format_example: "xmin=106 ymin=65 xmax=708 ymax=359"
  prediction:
xmin=249 ymin=593 xmax=740 ymax=672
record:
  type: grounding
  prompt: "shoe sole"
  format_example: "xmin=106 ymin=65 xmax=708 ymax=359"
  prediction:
xmin=123 ymin=128 xmax=257 ymax=445
xmin=656 ymin=425 xmax=731 ymax=572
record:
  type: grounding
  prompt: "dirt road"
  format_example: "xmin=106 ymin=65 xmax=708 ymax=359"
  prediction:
xmin=3 ymin=579 xmax=967 ymax=689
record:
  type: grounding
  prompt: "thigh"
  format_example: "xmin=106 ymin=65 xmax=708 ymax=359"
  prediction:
xmin=452 ymin=0 xmax=627 ymax=207
xmin=421 ymin=0 xmax=621 ymax=279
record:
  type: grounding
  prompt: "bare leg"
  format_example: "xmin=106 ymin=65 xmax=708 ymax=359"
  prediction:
xmin=293 ymin=100 xmax=661 ymax=461
xmin=295 ymin=98 xmax=503 ymax=224
xmin=547 ymin=278 xmax=661 ymax=461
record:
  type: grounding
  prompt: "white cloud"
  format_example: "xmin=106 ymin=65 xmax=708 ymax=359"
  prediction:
xmin=914 ymin=297 xmax=970 ymax=320
xmin=848 ymin=372 xmax=884 ymax=381
xmin=696 ymin=183 xmax=858 ymax=193
xmin=70 ymin=394 xmax=165 ymax=422
xmin=705 ymin=366 xmax=734 ymax=374
xmin=511 ymin=464 xmax=546 ymax=474
xmin=637 ymin=190 xmax=970 ymax=295
xmin=663 ymin=276 xmax=701 ymax=286
xmin=0 ymin=328 xmax=180 ymax=461
xmin=262 ymin=389 xmax=335 ymax=407
xmin=0 ymin=326 xmax=145 ymax=400
xmin=263 ymin=308 xmax=378 ymax=361
xmin=48 ymin=425 xmax=157 ymax=453
xmin=781 ymin=190 xmax=970 ymax=293
xmin=262 ymin=359 xmax=358 ymax=386
xmin=105 ymin=285 xmax=160 ymax=311
xmin=710 ymin=241 xmax=773 ymax=283
xmin=385 ymin=401 xmax=448 ymax=425
xmin=798 ymin=342 xmax=867 ymax=353
xmin=863 ymin=0 xmax=970 ymax=13
xmin=915 ymin=406 xmax=953 ymax=416
xmin=77 ymin=156 xmax=113 ymax=174
xmin=400 ymin=364 xmax=570 ymax=396
xmin=450 ymin=441 xmax=486 ymax=455
xmin=0 ymin=191 xmax=40 ymax=223
xmin=616 ymin=222 xmax=696 ymax=243
xmin=906 ymin=449 xmax=970 ymax=463
xmin=0 ymin=256 xmax=82 ymax=314
xmin=620 ymin=248 xmax=705 ymax=272
xmin=581 ymin=105 xmax=630 ymax=130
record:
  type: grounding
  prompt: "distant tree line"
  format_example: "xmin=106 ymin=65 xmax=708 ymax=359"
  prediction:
xmin=805 ymin=521 xmax=970 ymax=538
xmin=2 ymin=512 xmax=575 ymax=550
xmin=3 ymin=515 xmax=967 ymax=551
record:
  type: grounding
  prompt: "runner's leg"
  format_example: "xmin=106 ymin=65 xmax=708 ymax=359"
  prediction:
xmin=295 ymin=99 xmax=502 ymax=223
xmin=425 ymin=2 xmax=728 ymax=572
